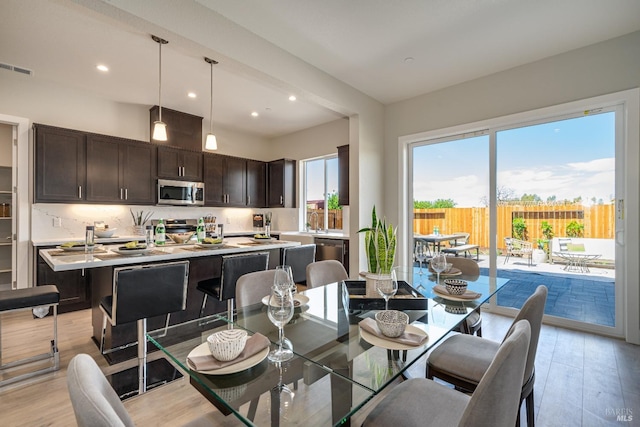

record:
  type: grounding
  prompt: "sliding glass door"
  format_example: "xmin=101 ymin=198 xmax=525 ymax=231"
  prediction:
xmin=407 ymin=103 xmax=623 ymax=335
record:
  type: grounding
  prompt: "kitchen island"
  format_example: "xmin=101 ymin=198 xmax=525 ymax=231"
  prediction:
xmin=38 ymin=237 xmax=300 ymax=363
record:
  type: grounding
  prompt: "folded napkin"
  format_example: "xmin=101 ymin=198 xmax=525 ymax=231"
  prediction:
xmin=433 ymin=284 xmax=481 ymax=300
xmin=188 ymin=333 xmax=270 ymax=371
xmin=359 ymin=318 xmax=428 ymax=346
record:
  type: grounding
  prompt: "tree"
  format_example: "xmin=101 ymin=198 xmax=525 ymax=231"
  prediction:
xmin=413 ymin=199 xmax=456 ymax=209
xmin=546 ymin=195 xmax=557 ymax=203
xmin=327 ymin=192 xmax=341 ymax=210
xmin=521 ymin=193 xmax=542 ymax=202
xmin=481 ymin=186 xmax=516 ymax=206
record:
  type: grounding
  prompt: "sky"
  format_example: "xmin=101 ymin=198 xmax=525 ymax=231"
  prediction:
xmin=306 ymin=156 xmax=339 ymax=201
xmin=412 ymin=112 xmax=616 ymax=207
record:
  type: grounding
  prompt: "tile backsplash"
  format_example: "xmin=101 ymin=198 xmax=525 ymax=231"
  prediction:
xmin=31 ymin=204 xmax=299 ymax=240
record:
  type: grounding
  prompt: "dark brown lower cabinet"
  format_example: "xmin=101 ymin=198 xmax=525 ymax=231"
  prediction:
xmin=37 ymin=248 xmax=90 ymax=313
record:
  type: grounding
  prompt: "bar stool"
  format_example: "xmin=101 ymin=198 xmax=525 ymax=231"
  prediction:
xmin=197 ymin=252 xmax=269 ymax=322
xmin=0 ymin=285 xmax=60 ymax=387
xmin=281 ymin=244 xmax=316 ymax=287
xmin=99 ymin=261 xmax=189 ymax=400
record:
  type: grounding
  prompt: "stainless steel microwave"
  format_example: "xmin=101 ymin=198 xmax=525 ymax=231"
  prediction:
xmin=157 ymin=179 xmax=205 ymax=206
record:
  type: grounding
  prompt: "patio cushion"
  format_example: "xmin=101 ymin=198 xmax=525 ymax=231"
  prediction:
xmin=567 ymin=243 xmax=585 ymax=252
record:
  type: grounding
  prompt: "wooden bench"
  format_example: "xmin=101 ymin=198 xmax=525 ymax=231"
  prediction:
xmin=442 ymin=244 xmax=479 ymax=260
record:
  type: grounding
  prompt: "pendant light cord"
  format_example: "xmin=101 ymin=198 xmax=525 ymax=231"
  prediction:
xmin=158 ymin=39 xmax=162 ymax=122
xmin=209 ymin=60 xmax=213 ymax=133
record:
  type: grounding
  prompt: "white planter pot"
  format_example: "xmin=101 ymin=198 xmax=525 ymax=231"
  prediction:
xmin=532 ymin=249 xmax=546 ymax=263
xmin=365 ymin=273 xmax=391 ymax=298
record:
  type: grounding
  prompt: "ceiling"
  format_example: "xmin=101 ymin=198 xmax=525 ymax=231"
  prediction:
xmin=2 ymin=0 xmax=640 ymax=138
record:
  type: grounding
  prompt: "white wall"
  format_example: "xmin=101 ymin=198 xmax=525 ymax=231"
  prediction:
xmin=385 ymin=31 xmax=640 ymax=343
xmin=269 ymin=118 xmax=349 ymax=161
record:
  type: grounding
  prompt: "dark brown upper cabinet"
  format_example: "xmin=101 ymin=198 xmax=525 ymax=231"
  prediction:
xmin=86 ymin=135 xmax=156 ymax=204
xmin=203 ymin=154 xmax=247 ymax=207
xmin=35 ymin=124 xmax=86 ymax=203
xmin=149 ymin=106 xmax=202 ymax=152
xmin=157 ymin=146 xmax=203 ymax=181
xmin=246 ymin=159 xmax=266 ymax=208
xmin=338 ymin=144 xmax=349 ymax=206
xmin=267 ymin=159 xmax=296 ymax=208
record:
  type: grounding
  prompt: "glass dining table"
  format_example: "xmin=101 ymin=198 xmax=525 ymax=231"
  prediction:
xmin=147 ymin=273 xmax=510 ymax=426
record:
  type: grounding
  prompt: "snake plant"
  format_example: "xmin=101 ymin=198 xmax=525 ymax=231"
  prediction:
xmin=358 ymin=206 xmax=397 ymax=274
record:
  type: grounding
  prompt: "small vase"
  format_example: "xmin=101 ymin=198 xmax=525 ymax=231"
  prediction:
xmin=132 ymin=225 xmax=145 ymax=236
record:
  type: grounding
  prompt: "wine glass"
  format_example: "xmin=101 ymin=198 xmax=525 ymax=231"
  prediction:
xmin=274 ymin=265 xmax=296 ymax=296
xmin=431 ymin=252 xmax=447 ymax=284
xmin=414 ymin=241 xmax=428 ymax=275
xmin=376 ymin=267 xmax=398 ymax=311
xmin=267 ymin=289 xmax=294 ymax=362
xmin=272 ymin=361 xmax=295 ymax=418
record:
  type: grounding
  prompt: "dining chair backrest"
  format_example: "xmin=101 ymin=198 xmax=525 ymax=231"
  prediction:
xmin=445 ymin=257 xmax=479 ymax=278
xmin=236 ymin=270 xmax=277 ymax=308
xmin=503 ymin=284 xmax=547 ymax=385
xmin=448 ymin=232 xmax=469 ymax=247
xmin=459 ymin=320 xmax=531 ymax=427
xmin=218 ymin=252 xmax=270 ymax=301
xmin=281 ymin=244 xmax=316 ymax=284
xmin=67 ymin=353 xmax=135 ymax=427
xmin=306 ymin=260 xmax=348 ymax=288
xmin=108 ymin=261 xmax=189 ymax=325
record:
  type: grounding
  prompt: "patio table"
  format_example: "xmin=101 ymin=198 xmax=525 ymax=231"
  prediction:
xmin=415 ymin=233 xmax=468 ymax=255
xmin=553 ymin=251 xmax=602 ymax=273
xmin=147 ymin=275 xmax=509 ymax=426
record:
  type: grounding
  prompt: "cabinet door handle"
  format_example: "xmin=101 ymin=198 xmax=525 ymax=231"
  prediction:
xmin=125 ymin=188 xmax=128 ymax=200
xmin=247 ymin=196 xmax=250 ymax=205
xmin=280 ymin=195 xmax=283 ymax=205
xmin=78 ymin=186 xmax=82 ymax=199
xmin=120 ymin=188 xmax=123 ymax=200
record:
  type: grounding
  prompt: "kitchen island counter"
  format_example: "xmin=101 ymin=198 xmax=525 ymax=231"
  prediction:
xmin=39 ymin=237 xmax=299 ymax=272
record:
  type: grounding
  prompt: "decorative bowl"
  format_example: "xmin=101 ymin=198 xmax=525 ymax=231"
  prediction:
xmin=207 ymin=329 xmax=248 ymax=361
xmin=95 ymin=228 xmax=116 ymax=238
xmin=374 ymin=310 xmax=409 ymax=338
xmin=167 ymin=232 xmax=195 ymax=244
xmin=444 ymin=304 xmax=468 ymax=315
xmin=444 ymin=279 xmax=468 ymax=295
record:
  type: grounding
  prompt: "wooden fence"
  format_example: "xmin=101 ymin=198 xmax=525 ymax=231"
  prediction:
xmin=307 ymin=209 xmax=343 ymax=230
xmin=414 ymin=203 xmax=614 ymax=250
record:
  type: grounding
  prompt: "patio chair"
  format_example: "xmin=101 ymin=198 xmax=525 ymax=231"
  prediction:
xmin=504 ymin=237 xmax=533 ymax=267
xmin=447 ymin=232 xmax=469 ymax=247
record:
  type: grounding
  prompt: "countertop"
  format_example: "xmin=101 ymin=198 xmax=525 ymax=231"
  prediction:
xmin=279 ymin=231 xmax=349 ymax=240
xmin=31 ymin=231 xmax=286 ymax=247
xmin=38 ymin=237 xmax=300 ymax=272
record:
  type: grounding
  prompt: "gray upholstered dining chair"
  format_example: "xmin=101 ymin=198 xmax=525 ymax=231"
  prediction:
xmin=281 ymin=244 xmax=316 ymax=286
xmin=364 ymin=320 xmax=531 ymax=427
xmin=235 ymin=269 xmax=277 ymax=308
xmin=67 ymin=354 xmax=214 ymax=427
xmin=427 ymin=285 xmax=548 ymax=427
xmin=305 ymin=260 xmax=348 ymax=288
xmin=67 ymin=353 xmax=135 ymax=427
xmin=445 ymin=256 xmax=482 ymax=336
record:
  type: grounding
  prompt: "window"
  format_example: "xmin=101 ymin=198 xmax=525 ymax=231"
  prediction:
xmin=303 ymin=155 xmax=341 ymax=231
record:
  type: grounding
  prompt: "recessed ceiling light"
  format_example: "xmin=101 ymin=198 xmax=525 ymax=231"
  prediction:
xmin=187 ymin=92 xmax=197 ymax=98
xmin=251 ymin=111 xmax=259 ymax=117
xmin=404 ymin=57 xmax=414 ymax=63
xmin=96 ymin=64 xmax=109 ymax=72
xmin=288 ymin=95 xmax=296 ymax=101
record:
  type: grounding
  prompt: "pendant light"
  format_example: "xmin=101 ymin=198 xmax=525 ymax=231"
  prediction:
xmin=152 ymin=35 xmax=169 ymax=141
xmin=204 ymin=57 xmax=218 ymax=150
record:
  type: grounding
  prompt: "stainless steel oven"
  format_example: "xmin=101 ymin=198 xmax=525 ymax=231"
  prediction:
xmin=157 ymin=179 xmax=204 ymax=206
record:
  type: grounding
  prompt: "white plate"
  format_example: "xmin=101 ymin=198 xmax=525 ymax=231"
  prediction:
xmin=251 ymin=237 xmax=275 ymax=243
xmin=186 ymin=342 xmax=269 ymax=375
xmin=261 ymin=294 xmax=310 ymax=307
xmin=359 ymin=324 xmax=428 ymax=350
xmin=57 ymin=243 xmax=102 ymax=251
xmin=113 ymin=246 xmax=152 ymax=256
xmin=432 ymin=287 xmax=482 ymax=302
xmin=196 ymin=242 xmax=225 ymax=249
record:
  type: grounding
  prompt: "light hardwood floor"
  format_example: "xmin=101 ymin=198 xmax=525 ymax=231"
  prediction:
xmin=0 ymin=308 xmax=637 ymax=426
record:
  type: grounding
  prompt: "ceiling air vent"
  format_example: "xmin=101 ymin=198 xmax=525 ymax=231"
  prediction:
xmin=0 ymin=62 xmax=33 ymax=76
